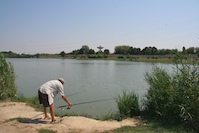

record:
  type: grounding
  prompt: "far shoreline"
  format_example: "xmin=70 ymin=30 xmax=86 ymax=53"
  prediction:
xmin=7 ymin=54 xmax=177 ymax=63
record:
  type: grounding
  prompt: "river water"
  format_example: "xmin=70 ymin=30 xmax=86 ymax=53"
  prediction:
xmin=7 ymin=58 xmax=172 ymax=117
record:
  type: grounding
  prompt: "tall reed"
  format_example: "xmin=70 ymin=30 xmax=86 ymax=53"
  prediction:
xmin=0 ymin=54 xmax=17 ymax=100
xmin=115 ymin=90 xmax=140 ymax=119
xmin=144 ymin=54 xmax=199 ymax=131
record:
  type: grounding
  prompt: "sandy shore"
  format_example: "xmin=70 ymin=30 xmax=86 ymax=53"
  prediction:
xmin=0 ymin=102 xmax=141 ymax=133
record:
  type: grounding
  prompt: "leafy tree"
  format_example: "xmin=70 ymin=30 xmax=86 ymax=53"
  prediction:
xmin=157 ymin=49 xmax=178 ymax=55
xmin=186 ymin=47 xmax=196 ymax=54
xmin=60 ymin=51 xmax=66 ymax=58
xmin=135 ymin=48 xmax=141 ymax=55
xmin=169 ymin=49 xmax=178 ymax=54
xmin=88 ymin=49 xmax=95 ymax=54
xmin=104 ymin=49 xmax=110 ymax=54
xmin=142 ymin=47 xmax=151 ymax=55
xmin=0 ymin=54 xmax=17 ymax=100
xmin=70 ymin=50 xmax=79 ymax=55
xmin=35 ymin=53 xmax=40 ymax=58
xmin=158 ymin=49 xmax=168 ymax=55
xmin=80 ymin=45 xmax=89 ymax=54
xmin=114 ymin=45 xmax=130 ymax=54
xmin=195 ymin=47 xmax=199 ymax=57
xmin=78 ymin=49 xmax=84 ymax=54
xmin=128 ymin=47 xmax=141 ymax=55
xmin=195 ymin=47 xmax=199 ymax=53
xmin=151 ymin=47 xmax=158 ymax=55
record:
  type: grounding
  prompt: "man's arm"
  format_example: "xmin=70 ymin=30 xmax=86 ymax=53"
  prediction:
xmin=61 ymin=95 xmax=73 ymax=107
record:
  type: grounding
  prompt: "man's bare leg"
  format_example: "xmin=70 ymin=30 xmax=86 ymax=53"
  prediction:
xmin=44 ymin=107 xmax=49 ymax=119
xmin=50 ymin=103 xmax=55 ymax=122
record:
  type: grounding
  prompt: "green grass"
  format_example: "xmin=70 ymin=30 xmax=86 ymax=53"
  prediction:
xmin=104 ymin=123 xmax=194 ymax=133
xmin=115 ymin=90 xmax=140 ymax=120
xmin=80 ymin=57 xmax=173 ymax=63
xmin=16 ymin=95 xmax=43 ymax=112
xmin=38 ymin=129 xmax=57 ymax=133
xmin=136 ymin=57 xmax=173 ymax=63
xmin=34 ymin=53 xmax=175 ymax=64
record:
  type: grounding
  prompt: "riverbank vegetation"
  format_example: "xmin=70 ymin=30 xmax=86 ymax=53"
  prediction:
xmin=114 ymin=53 xmax=198 ymax=132
xmin=111 ymin=53 xmax=198 ymax=132
xmin=1 ymin=45 xmax=198 ymax=64
xmin=115 ymin=90 xmax=140 ymax=120
xmin=143 ymin=54 xmax=199 ymax=132
xmin=0 ymin=53 xmax=17 ymax=100
xmin=1 ymin=52 xmax=198 ymax=132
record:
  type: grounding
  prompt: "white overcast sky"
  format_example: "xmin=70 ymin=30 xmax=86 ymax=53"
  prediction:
xmin=0 ymin=0 xmax=199 ymax=54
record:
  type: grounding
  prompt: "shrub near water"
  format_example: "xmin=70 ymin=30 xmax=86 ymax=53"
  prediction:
xmin=144 ymin=55 xmax=199 ymax=131
xmin=144 ymin=67 xmax=173 ymax=119
xmin=115 ymin=90 xmax=140 ymax=119
xmin=0 ymin=54 xmax=17 ymax=100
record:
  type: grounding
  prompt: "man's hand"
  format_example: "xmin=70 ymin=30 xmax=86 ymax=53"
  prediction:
xmin=62 ymin=95 xmax=73 ymax=107
xmin=68 ymin=102 xmax=73 ymax=107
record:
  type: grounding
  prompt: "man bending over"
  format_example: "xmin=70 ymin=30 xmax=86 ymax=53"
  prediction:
xmin=38 ymin=78 xmax=72 ymax=123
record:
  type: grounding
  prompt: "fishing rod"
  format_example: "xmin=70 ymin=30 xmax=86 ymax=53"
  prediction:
xmin=57 ymin=98 xmax=114 ymax=118
xmin=54 ymin=91 xmax=85 ymax=101
xmin=57 ymin=98 xmax=114 ymax=109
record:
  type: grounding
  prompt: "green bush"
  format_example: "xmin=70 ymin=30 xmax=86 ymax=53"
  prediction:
xmin=144 ymin=55 xmax=199 ymax=130
xmin=38 ymin=129 xmax=56 ymax=133
xmin=144 ymin=67 xmax=175 ymax=121
xmin=115 ymin=90 xmax=140 ymax=119
xmin=118 ymin=56 xmax=125 ymax=59
xmin=0 ymin=54 xmax=17 ymax=100
xmin=88 ymin=55 xmax=97 ymax=58
xmin=97 ymin=54 xmax=103 ymax=58
xmin=103 ymin=55 xmax=108 ymax=58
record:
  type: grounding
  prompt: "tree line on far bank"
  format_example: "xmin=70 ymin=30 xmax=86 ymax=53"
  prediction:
xmin=1 ymin=45 xmax=199 ymax=58
xmin=63 ymin=45 xmax=199 ymax=56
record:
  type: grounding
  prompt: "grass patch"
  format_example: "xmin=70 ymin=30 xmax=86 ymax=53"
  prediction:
xmin=16 ymin=95 xmax=43 ymax=112
xmin=137 ymin=57 xmax=173 ymax=63
xmin=105 ymin=123 xmax=194 ymax=133
xmin=96 ymin=110 xmax=119 ymax=121
xmin=38 ymin=129 xmax=57 ymax=133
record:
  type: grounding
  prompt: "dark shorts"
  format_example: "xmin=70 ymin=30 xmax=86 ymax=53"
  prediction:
xmin=38 ymin=91 xmax=50 ymax=107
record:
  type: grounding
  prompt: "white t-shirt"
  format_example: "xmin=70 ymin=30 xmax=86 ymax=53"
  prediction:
xmin=39 ymin=80 xmax=65 ymax=105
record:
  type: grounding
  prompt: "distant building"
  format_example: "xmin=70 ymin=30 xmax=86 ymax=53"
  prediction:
xmin=97 ymin=45 xmax=104 ymax=52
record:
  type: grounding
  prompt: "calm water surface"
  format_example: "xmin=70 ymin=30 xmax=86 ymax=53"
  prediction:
xmin=7 ymin=58 xmax=172 ymax=117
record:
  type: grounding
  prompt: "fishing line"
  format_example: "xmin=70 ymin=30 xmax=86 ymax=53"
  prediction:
xmin=57 ymin=98 xmax=114 ymax=118
xmin=54 ymin=91 xmax=85 ymax=101
xmin=57 ymin=98 xmax=114 ymax=109
xmin=30 ymin=112 xmax=44 ymax=119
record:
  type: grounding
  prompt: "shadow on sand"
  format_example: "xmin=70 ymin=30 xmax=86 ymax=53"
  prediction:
xmin=17 ymin=118 xmax=48 ymax=124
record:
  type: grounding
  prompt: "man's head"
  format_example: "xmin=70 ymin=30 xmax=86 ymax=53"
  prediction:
xmin=58 ymin=78 xmax=65 ymax=84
